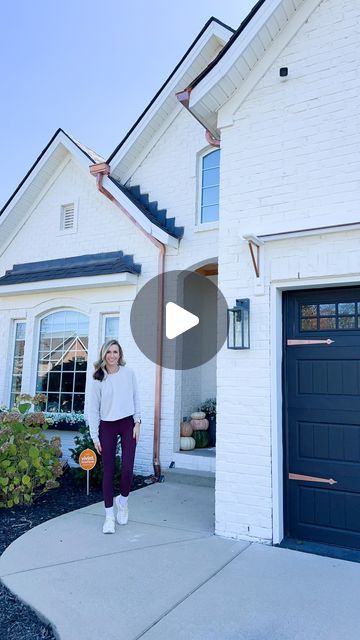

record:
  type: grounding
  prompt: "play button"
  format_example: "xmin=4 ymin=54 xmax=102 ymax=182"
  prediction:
xmin=165 ymin=302 xmax=199 ymax=339
xmin=130 ymin=269 xmax=228 ymax=370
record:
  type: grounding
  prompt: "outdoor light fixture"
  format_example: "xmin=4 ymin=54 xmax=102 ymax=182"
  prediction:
xmin=227 ymin=299 xmax=250 ymax=349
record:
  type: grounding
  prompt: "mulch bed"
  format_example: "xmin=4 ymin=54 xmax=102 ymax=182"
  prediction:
xmin=0 ymin=466 xmax=154 ymax=640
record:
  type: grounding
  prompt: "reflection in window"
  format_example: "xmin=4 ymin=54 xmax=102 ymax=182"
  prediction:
xmin=36 ymin=311 xmax=89 ymax=412
xmin=200 ymin=149 xmax=220 ymax=223
xmin=103 ymin=315 xmax=119 ymax=343
xmin=300 ymin=301 xmax=360 ymax=331
xmin=9 ymin=322 xmax=26 ymax=408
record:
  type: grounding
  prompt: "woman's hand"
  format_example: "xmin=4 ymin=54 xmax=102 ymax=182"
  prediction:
xmin=94 ymin=441 xmax=102 ymax=455
xmin=133 ymin=422 xmax=140 ymax=444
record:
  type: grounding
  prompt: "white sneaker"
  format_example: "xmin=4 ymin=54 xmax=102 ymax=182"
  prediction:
xmin=116 ymin=498 xmax=129 ymax=525
xmin=102 ymin=516 xmax=115 ymax=534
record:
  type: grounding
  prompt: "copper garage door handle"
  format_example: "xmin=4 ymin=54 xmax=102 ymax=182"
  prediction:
xmin=287 ymin=339 xmax=335 ymax=345
xmin=289 ymin=473 xmax=337 ymax=485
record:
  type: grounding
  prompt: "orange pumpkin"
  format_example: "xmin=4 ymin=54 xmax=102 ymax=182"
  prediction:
xmin=190 ymin=418 xmax=209 ymax=431
xmin=180 ymin=421 xmax=193 ymax=437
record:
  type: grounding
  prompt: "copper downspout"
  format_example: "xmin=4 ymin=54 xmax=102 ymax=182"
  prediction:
xmin=205 ymin=130 xmax=220 ymax=148
xmin=90 ymin=162 xmax=164 ymax=479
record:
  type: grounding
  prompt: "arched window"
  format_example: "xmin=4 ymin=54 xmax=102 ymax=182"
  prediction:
xmin=36 ymin=311 xmax=89 ymax=413
xmin=200 ymin=149 xmax=220 ymax=224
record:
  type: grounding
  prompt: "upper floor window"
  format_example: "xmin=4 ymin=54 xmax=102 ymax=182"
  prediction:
xmin=103 ymin=315 xmax=119 ymax=343
xmin=200 ymin=149 xmax=220 ymax=224
xmin=9 ymin=321 xmax=26 ymax=408
xmin=36 ymin=311 xmax=88 ymax=413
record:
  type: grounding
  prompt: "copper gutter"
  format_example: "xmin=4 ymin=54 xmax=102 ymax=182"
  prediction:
xmin=176 ymin=88 xmax=220 ymax=146
xmin=90 ymin=162 xmax=164 ymax=479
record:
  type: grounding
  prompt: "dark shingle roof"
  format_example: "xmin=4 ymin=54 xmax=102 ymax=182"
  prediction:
xmin=110 ymin=177 xmax=184 ymax=239
xmin=0 ymin=251 xmax=141 ymax=286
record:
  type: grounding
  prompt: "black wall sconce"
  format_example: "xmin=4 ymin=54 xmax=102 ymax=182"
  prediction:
xmin=227 ymin=299 xmax=250 ymax=349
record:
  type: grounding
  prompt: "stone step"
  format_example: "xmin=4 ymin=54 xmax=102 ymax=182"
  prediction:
xmin=164 ymin=467 xmax=215 ymax=488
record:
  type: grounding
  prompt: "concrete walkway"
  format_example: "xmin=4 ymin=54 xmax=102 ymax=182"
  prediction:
xmin=1 ymin=478 xmax=360 ymax=640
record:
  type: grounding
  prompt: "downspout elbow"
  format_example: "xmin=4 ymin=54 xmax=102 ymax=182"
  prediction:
xmin=176 ymin=88 xmax=220 ymax=147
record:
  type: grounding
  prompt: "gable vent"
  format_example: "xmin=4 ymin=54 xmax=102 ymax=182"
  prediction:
xmin=60 ymin=204 xmax=75 ymax=231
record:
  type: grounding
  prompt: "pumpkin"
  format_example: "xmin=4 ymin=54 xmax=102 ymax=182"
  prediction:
xmin=193 ymin=430 xmax=210 ymax=448
xmin=190 ymin=418 xmax=209 ymax=431
xmin=191 ymin=411 xmax=206 ymax=420
xmin=180 ymin=421 xmax=193 ymax=437
xmin=180 ymin=436 xmax=196 ymax=451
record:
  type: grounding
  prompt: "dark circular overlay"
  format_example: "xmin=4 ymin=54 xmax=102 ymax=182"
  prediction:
xmin=130 ymin=269 xmax=228 ymax=370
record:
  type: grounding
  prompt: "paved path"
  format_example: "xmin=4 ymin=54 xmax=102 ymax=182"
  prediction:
xmin=1 ymin=480 xmax=360 ymax=639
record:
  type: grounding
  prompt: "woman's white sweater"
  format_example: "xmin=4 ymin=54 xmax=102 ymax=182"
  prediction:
xmin=86 ymin=366 xmax=141 ymax=444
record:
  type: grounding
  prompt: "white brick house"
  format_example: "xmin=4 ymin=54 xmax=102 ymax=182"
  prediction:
xmin=1 ymin=0 xmax=360 ymax=551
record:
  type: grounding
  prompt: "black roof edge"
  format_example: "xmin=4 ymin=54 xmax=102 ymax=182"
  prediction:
xmin=106 ymin=16 xmax=235 ymax=165
xmin=190 ymin=0 xmax=268 ymax=90
xmin=0 ymin=128 xmax=98 ymax=218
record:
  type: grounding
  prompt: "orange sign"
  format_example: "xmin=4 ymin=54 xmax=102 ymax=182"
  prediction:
xmin=79 ymin=449 xmax=97 ymax=470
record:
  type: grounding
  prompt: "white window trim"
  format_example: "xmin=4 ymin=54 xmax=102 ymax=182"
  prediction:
xmin=193 ymin=220 xmax=219 ymax=233
xmin=58 ymin=198 xmax=79 ymax=236
xmin=101 ymin=313 xmax=120 ymax=344
xmin=34 ymin=309 xmax=89 ymax=414
xmin=9 ymin=319 xmax=26 ymax=407
xmin=196 ymin=147 xmax=220 ymax=227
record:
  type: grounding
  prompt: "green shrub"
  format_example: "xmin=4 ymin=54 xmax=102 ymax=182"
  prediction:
xmin=0 ymin=395 xmax=63 ymax=508
xmin=69 ymin=425 xmax=121 ymax=488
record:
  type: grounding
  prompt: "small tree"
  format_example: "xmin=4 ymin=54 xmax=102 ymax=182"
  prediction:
xmin=0 ymin=394 xmax=63 ymax=508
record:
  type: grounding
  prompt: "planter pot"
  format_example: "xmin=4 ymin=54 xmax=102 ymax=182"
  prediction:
xmin=208 ymin=415 xmax=216 ymax=447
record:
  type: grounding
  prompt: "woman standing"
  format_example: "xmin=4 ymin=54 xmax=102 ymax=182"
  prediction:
xmin=87 ymin=340 xmax=141 ymax=534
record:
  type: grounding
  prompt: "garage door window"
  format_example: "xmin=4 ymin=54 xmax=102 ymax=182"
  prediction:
xmin=300 ymin=301 xmax=359 ymax=331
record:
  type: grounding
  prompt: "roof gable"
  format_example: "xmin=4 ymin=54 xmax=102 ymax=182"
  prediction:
xmin=108 ymin=18 xmax=235 ymax=182
xmin=186 ymin=0 xmax=323 ymax=135
xmin=0 ymin=128 xmax=104 ymax=219
xmin=0 ymin=129 xmax=105 ymax=252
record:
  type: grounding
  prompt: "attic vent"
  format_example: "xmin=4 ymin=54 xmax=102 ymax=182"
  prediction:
xmin=60 ymin=203 xmax=75 ymax=231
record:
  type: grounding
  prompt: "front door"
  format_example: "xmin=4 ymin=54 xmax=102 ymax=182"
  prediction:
xmin=284 ymin=288 xmax=360 ymax=549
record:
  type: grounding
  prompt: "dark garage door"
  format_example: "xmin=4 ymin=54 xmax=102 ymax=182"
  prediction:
xmin=284 ymin=288 xmax=360 ymax=549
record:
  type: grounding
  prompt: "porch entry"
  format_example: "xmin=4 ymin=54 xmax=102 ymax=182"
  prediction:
xmin=284 ymin=288 xmax=360 ymax=549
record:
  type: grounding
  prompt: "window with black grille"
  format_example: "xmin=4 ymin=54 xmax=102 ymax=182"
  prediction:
xmin=300 ymin=302 xmax=360 ymax=331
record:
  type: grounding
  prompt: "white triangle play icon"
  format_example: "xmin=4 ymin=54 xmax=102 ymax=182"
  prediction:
xmin=166 ymin=302 xmax=199 ymax=340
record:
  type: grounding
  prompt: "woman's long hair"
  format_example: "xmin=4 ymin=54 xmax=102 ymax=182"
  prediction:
xmin=93 ymin=340 xmax=125 ymax=381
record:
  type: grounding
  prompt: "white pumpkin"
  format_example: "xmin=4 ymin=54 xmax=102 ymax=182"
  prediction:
xmin=180 ymin=436 xmax=196 ymax=451
xmin=191 ymin=411 xmax=206 ymax=420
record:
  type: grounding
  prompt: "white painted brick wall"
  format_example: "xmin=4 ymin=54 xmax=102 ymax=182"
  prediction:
xmin=0 ymin=156 xmax=160 ymax=475
xmin=129 ymin=108 xmax=221 ymax=470
xmin=0 ymin=125 xmax=221 ymax=477
xmin=3 ymin=0 xmax=356 ymax=539
xmin=216 ymin=0 xmax=360 ymax=541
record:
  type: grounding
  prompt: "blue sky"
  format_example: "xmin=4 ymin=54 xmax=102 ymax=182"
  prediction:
xmin=0 ymin=0 xmax=256 ymax=208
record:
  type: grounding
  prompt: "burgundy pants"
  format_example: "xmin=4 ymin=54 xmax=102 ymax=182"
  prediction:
xmin=99 ymin=416 xmax=136 ymax=508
